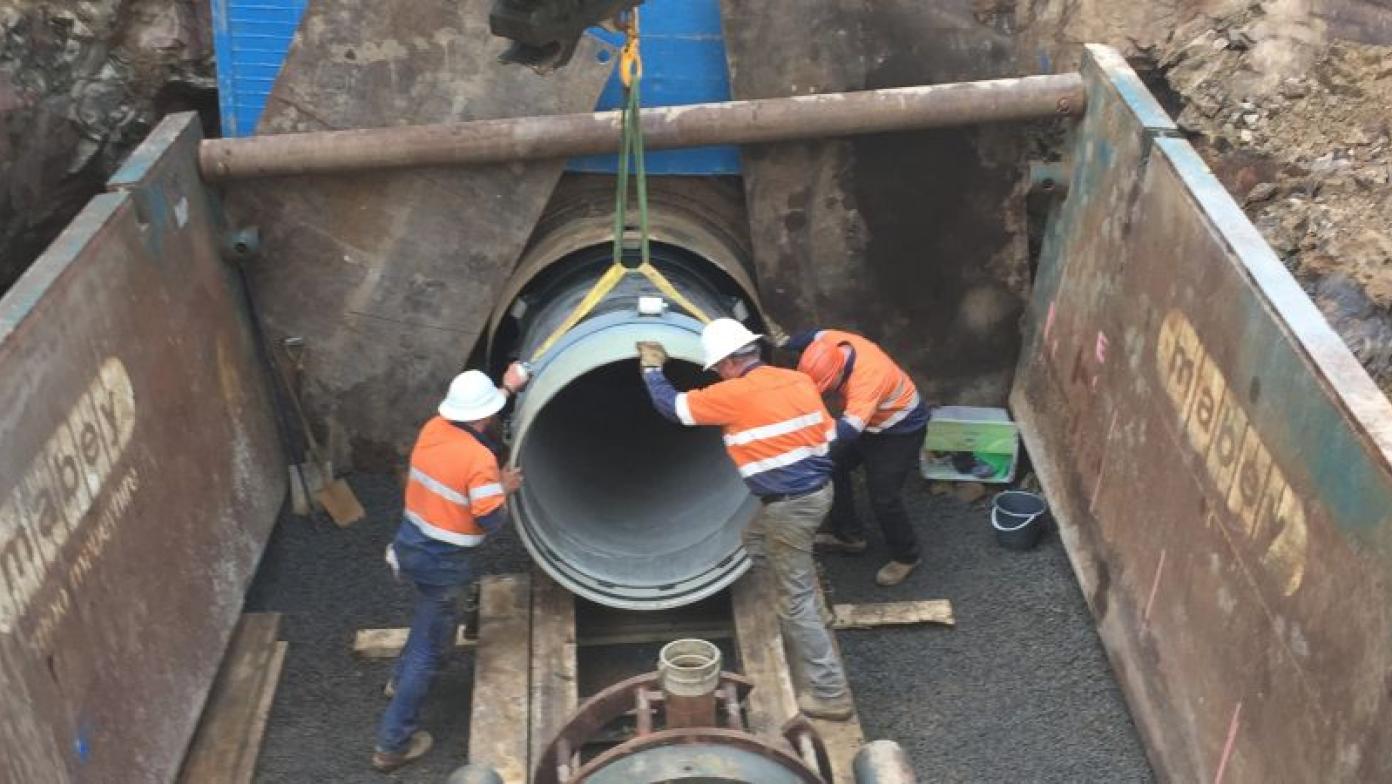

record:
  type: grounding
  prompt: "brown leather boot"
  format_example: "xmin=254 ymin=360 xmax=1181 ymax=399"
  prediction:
xmin=875 ymin=559 xmax=921 ymax=586
xmin=372 ymin=730 xmax=433 ymax=772
xmin=798 ymin=691 xmax=856 ymax=721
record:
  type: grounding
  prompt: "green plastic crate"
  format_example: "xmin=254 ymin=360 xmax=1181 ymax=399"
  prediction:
xmin=920 ymin=406 xmax=1019 ymax=484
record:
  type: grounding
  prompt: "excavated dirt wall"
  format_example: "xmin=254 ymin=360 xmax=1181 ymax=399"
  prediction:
xmin=0 ymin=0 xmax=214 ymax=293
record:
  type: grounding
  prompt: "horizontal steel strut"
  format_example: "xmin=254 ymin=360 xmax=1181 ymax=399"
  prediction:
xmin=200 ymin=73 xmax=1085 ymax=180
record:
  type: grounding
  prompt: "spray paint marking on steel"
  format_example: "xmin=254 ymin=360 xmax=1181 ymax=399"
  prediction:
xmin=0 ymin=357 xmax=136 ymax=634
xmin=1156 ymin=309 xmax=1307 ymax=596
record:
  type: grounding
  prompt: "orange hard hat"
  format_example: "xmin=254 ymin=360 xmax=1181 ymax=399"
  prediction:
xmin=798 ymin=339 xmax=848 ymax=393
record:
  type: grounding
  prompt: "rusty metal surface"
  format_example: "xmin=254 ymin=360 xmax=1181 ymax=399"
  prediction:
xmin=721 ymin=0 xmax=1045 ymax=406
xmin=0 ymin=113 xmax=283 ymax=782
xmin=576 ymin=728 xmax=826 ymax=783
xmin=1012 ymin=44 xmax=1392 ymax=782
xmin=225 ymin=0 xmax=616 ymax=469
xmin=199 ymin=75 xmax=1084 ymax=180
xmin=533 ymin=670 xmax=756 ymax=784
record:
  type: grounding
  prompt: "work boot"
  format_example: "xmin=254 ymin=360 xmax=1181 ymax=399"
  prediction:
xmin=798 ymin=691 xmax=856 ymax=721
xmin=372 ymin=730 xmax=433 ymax=772
xmin=875 ymin=559 xmax=920 ymax=586
xmin=814 ymin=532 xmax=867 ymax=554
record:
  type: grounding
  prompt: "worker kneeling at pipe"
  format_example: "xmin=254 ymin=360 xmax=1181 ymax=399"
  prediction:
xmin=373 ymin=363 xmax=530 ymax=773
xmin=637 ymin=318 xmax=854 ymax=721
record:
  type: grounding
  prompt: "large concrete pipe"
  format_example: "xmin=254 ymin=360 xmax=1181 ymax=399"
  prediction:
xmin=492 ymin=178 xmax=761 ymax=609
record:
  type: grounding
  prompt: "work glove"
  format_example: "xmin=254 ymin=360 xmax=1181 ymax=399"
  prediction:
xmin=502 ymin=361 xmax=531 ymax=394
xmin=636 ymin=341 xmax=668 ymax=369
xmin=763 ymin=318 xmax=791 ymax=349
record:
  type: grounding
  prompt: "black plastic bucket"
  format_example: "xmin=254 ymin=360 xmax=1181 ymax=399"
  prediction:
xmin=991 ymin=491 xmax=1047 ymax=551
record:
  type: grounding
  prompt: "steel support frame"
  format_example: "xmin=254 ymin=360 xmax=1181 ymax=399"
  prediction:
xmin=201 ymin=74 xmax=1085 ymax=180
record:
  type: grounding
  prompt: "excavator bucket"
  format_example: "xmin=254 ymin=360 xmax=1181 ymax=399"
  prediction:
xmin=490 ymin=0 xmax=643 ymax=71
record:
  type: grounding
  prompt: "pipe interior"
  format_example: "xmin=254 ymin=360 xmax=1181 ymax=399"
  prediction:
xmin=517 ymin=358 xmax=750 ymax=588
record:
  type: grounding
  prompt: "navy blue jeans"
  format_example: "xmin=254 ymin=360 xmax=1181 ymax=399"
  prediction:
xmin=376 ymin=524 xmax=474 ymax=753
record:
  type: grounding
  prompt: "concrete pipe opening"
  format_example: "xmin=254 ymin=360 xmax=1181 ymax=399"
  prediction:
xmin=493 ymin=189 xmax=763 ymax=609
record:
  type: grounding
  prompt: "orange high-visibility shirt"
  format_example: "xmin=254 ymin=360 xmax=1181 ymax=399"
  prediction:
xmin=811 ymin=330 xmax=925 ymax=434
xmin=403 ymin=416 xmax=505 ymax=547
xmin=674 ymin=365 xmax=834 ymax=496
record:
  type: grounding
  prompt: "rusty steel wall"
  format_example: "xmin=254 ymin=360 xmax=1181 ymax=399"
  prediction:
xmin=227 ymin=0 xmax=616 ymax=471
xmin=1013 ymin=45 xmax=1392 ymax=782
xmin=0 ymin=113 xmax=284 ymax=783
xmin=720 ymin=0 xmax=1035 ymax=407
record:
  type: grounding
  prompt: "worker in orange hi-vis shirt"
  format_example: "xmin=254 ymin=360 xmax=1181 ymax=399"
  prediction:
xmin=374 ymin=362 xmax=529 ymax=773
xmin=637 ymin=318 xmax=854 ymax=722
xmin=788 ymin=328 xmax=929 ymax=587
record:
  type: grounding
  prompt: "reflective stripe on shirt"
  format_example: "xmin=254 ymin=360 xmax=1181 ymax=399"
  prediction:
xmin=410 ymin=467 xmax=468 ymax=505
xmin=724 ymin=411 xmax=825 ymax=446
xmin=737 ymin=441 xmax=832 ymax=478
xmin=675 ymin=393 xmax=696 ymax=426
xmin=405 ymin=509 xmax=486 ymax=547
xmin=469 ymin=482 xmax=503 ymax=503
xmin=867 ymin=391 xmax=922 ymax=433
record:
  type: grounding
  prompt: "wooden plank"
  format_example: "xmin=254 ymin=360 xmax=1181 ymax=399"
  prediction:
xmin=234 ymin=641 xmax=288 ymax=782
xmin=178 ymin=613 xmax=285 ymax=784
xmin=807 ymin=586 xmax=866 ymax=784
xmin=730 ymin=568 xmax=798 ymax=738
xmin=528 ymin=570 xmax=577 ymax=778
xmin=353 ymin=622 xmax=735 ymax=659
xmin=353 ymin=626 xmax=475 ymax=658
xmin=808 ymin=707 xmax=866 ymax=784
xmin=576 ymin=625 xmax=734 ymax=647
xmin=355 ymin=597 xmax=952 ymax=658
xmin=469 ymin=574 xmax=532 ymax=784
xmin=831 ymin=600 xmax=955 ymax=630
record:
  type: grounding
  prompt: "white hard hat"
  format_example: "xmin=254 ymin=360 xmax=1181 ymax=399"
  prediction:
xmin=438 ymin=370 xmax=507 ymax=422
xmin=700 ymin=318 xmax=763 ymax=370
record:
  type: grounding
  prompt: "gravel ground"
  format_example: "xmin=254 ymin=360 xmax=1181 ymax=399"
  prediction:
xmin=820 ymin=485 xmax=1154 ymax=783
xmin=246 ymin=472 xmax=1152 ymax=782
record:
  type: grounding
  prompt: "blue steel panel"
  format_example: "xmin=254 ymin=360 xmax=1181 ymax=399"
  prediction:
xmin=211 ymin=0 xmax=309 ymax=137
xmin=209 ymin=0 xmax=738 ymax=173
xmin=570 ymin=0 xmax=739 ymax=175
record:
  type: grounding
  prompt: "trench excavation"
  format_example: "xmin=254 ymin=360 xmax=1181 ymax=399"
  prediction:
xmin=498 ymin=240 xmax=762 ymax=609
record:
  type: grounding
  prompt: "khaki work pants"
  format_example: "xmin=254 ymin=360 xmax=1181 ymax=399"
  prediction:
xmin=743 ymin=483 xmax=849 ymax=699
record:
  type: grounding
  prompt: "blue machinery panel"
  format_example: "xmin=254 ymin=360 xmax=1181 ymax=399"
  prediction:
xmin=211 ymin=0 xmax=310 ymax=138
xmin=569 ymin=0 xmax=739 ymax=174
xmin=209 ymin=0 xmax=739 ymax=175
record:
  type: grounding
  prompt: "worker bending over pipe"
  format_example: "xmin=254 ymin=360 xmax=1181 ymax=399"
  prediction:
xmin=790 ymin=329 xmax=929 ymax=587
xmin=373 ymin=363 xmax=530 ymax=772
xmin=637 ymin=319 xmax=854 ymax=721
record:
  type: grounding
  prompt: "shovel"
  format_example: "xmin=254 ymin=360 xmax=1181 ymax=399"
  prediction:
xmin=273 ymin=348 xmax=365 ymax=527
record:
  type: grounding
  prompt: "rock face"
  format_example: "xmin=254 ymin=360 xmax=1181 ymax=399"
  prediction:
xmin=0 ymin=0 xmax=214 ymax=292
xmin=1010 ymin=0 xmax=1392 ymax=393
xmin=1153 ymin=4 xmax=1392 ymax=390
